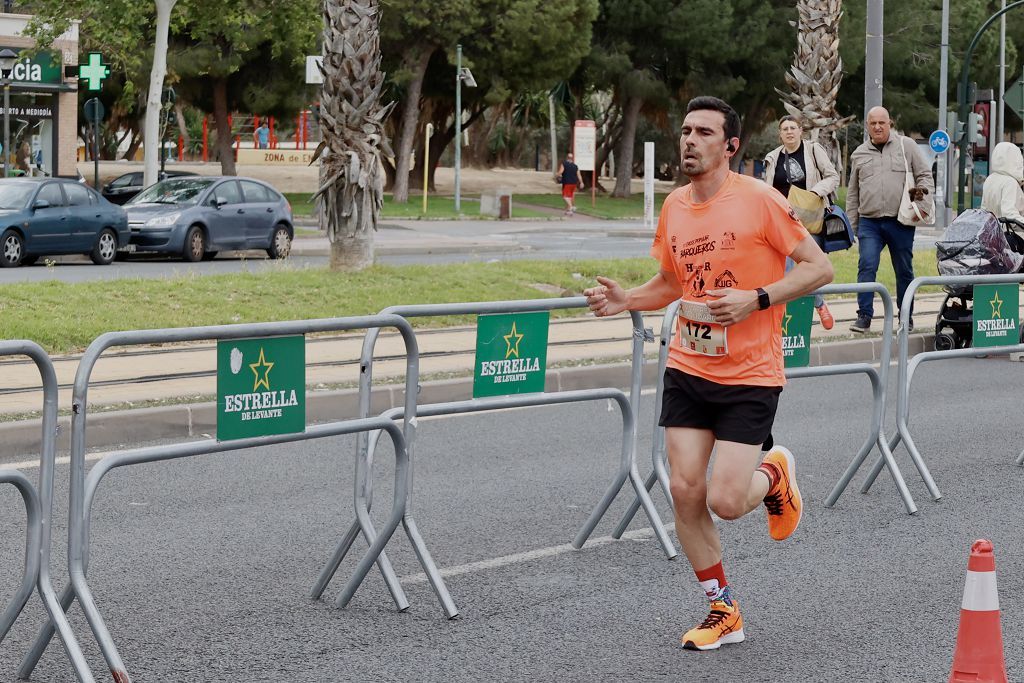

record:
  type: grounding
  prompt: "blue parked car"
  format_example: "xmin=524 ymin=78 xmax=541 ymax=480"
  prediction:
xmin=124 ymin=176 xmax=294 ymax=261
xmin=0 ymin=178 xmax=130 ymax=267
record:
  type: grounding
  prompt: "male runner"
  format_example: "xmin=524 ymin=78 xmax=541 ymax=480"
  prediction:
xmin=583 ymin=96 xmax=833 ymax=650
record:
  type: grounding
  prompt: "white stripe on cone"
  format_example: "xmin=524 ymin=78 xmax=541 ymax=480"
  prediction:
xmin=962 ymin=570 xmax=1000 ymax=612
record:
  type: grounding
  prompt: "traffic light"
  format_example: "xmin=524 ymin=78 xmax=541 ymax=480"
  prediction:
xmin=948 ymin=112 xmax=963 ymax=143
xmin=967 ymin=112 xmax=984 ymax=144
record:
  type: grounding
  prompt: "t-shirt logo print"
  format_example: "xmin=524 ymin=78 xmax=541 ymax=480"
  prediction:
xmin=691 ymin=265 xmax=708 ymax=298
xmin=784 ymin=156 xmax=805 ymax=184
xmin=714 ymin=270 xmax=738 ymax=289
xmin=721 ymin=231 xmax=737 ymax=250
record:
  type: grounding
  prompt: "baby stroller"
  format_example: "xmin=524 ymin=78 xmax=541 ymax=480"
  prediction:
xmin=933 ymin=208 xmax=1024 ymax=350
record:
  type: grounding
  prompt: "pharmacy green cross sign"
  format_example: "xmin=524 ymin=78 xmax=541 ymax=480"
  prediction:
xmin=78 ymin=53 xmax=109 ymax=91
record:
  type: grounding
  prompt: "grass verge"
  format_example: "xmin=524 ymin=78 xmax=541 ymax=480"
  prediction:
xmin=0 ymin=250 xmax=939 ymax=355
xmin=516 ymin=192 xmax=670 ymax=219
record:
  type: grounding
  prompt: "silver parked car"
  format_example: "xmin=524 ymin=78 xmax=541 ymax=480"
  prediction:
xmin=124 ymin=176 xmax=293 ymax=261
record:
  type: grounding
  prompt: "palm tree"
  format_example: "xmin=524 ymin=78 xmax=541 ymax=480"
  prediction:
xmin=315 ymin=0 xmax=394 ymax=271
xmin=777 ymin=0 xmax=854 ymax=162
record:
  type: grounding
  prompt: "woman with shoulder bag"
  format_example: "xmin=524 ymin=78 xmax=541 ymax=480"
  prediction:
xmin=763 ymin=115 xmax=841 ymax=329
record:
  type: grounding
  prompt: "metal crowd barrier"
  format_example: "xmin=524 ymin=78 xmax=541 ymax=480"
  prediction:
xmin=0 ymin=341 xmax=92 ymax=682
xmin=20 ymin=316 xmax=420 ymax=683
xmin=311 ymin=297 xmax=676 ymax=620
xmin=861 ymin=274 xmax=1024 ymax=501
xmin=613 ymin=283 xmax=920 ymax=538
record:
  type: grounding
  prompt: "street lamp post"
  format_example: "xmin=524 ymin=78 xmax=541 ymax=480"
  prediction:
xmin=0 ymin=49 xmax=18 ymax=179
xmin=454 ymin=45 xmax=476 ymax=214
xmin=863 ymin=0 xmax=884 ymax=129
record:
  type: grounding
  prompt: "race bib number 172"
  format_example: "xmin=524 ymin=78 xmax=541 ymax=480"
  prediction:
xmin=678 ymin=300 xmax=728 ymax=356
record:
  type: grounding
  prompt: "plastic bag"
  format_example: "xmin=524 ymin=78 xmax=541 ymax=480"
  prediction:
xmin=936 ymin=208 xmax=1024 ymax=279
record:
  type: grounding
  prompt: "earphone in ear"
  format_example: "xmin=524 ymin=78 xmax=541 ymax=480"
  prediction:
xmin=726 ymin=140 xmax=736 ymax=153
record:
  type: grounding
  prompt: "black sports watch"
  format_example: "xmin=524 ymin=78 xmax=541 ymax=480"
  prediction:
xmin=756 ymin=287 xmax=771 ymax=310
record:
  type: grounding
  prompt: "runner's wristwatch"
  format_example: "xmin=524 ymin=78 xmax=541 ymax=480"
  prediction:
xmin=756 ymin=287 xmax=771 ymax=310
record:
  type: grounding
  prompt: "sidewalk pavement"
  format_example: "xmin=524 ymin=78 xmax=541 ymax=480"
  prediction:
xmin=292 ymin=215 xmax=650 ymax=257
xmin=0 ymin=292 xmax=963 ymax=457
xmin=293 ymin=216 xmax=947 ymax=257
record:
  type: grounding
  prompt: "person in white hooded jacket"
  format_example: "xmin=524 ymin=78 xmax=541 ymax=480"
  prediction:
xmin=981 ymin=141 xmax=1024 ymax=222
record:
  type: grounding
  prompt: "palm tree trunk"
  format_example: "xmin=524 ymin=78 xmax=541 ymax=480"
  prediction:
xmin=317 ymin=0 xmax=394 ymax=271
xmin=777 ymin=0 xmax=853 ymax=163
xmin=391 ymin=45 xmax=432 ymax=203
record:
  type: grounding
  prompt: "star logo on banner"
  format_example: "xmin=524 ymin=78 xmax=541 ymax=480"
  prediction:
xmin=250 ymin=347 xmax=274 ymax=391
xmin=990 ymin=291 xmax=1004 ymax=319
xmin=782 ymin=312 xmax=793 ymax=336
xmin=503 ymin=322 xmax=524 ymax=359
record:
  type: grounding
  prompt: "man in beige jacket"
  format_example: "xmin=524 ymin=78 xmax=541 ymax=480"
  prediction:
xmin=846 ymin=106 xmax=933 ymax=332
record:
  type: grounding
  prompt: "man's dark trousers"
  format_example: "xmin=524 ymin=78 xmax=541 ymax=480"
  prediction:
xmin=856 ymin=216 xmax=915 ymax=320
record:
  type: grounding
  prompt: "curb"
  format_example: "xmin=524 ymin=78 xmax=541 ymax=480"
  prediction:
xmin=289 ymin=241 xmax=525 ymax=257
xmin=0 ymin=333 xmax=935 ymax=458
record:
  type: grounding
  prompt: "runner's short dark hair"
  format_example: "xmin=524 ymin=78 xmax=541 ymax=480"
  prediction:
xmin=778 ymin=115 xmax=800 ymax=128
xmin=685 ymin=96 xmax=741 ymax=141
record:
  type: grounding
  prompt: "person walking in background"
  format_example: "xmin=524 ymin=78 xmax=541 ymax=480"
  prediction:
xmin=981 ymin=141 xmax=1024 ymax=222
xmin=255 ymin=121 xmax=270 ymax=150
xmin=846 ymin=106 xmax=934 ymax=333
xmin=584 ymin=96 xmax=833 ymax=652
xmin=763 ymin=115 xmax=840 ymax=329
xmin=556 ymin=152 xmax=581 ymax=215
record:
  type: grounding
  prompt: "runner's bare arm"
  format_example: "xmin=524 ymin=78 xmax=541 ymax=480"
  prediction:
xmin=706 ymin=236 xmax=833 ymax=326
xmin=584 ymin=270 xmax=683 ymax=317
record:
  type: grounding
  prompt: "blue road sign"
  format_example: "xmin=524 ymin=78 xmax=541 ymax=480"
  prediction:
xmin=930 ymin=129 xmax=951 ymax=154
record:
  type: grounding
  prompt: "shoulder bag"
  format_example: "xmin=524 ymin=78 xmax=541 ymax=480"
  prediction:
xmin=897 ymin=137 xmax=935 ymax=226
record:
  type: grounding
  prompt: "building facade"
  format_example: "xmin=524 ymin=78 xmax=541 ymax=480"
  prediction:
xmin=0 ymin=14 xmax=79 ymax=178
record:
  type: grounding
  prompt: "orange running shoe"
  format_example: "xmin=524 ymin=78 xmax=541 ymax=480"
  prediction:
xmin=816 ymin=302 xmax=834 ymax=330
xmin=681 ymin=599 xmax=744 ymax=650
xmin=762 ymin=445 xmax=802 ymax=541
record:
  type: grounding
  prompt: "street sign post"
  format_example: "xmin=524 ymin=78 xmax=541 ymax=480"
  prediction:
xmin=1005 ymin=75 xmax=1024 ymax=119
xmin=929 ymin=129 xmax=951 ymax=154
xmin=84 ymin=98 xmax=104 ymax=189
xmin=573 ymin=120 xmax=596 ymax=207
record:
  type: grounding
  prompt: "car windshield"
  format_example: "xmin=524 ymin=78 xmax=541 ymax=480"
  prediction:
xmin=129 ymin=177 xmax=214 ymax=205
xmin=0 ymin=183 xmax=35 ymax=210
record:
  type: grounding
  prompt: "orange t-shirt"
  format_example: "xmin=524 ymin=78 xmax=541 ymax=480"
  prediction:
xmin=651 ymin=172 xmax=808 ymax=387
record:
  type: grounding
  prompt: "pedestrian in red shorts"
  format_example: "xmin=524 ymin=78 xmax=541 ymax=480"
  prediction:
xmin=557 ymin=152 xmax=581 ymax=215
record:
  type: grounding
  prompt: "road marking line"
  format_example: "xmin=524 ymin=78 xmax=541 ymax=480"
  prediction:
xmin=399 ymin=523 xmax=675 ymax=585
xmin=4 ymin=452 xmax=106 ymax=471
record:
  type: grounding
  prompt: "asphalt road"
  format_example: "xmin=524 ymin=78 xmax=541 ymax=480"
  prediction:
xmin=2 ymin=357 xmax=1023 ymax=681
xmin=0 ymin=221 xmax=945 ymax=282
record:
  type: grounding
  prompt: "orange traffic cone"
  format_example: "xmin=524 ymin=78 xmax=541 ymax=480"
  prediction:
xmin=949 ymin=540 xmax=1008 ymax=683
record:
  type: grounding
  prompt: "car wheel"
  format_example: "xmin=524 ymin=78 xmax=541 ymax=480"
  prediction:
xmin=0 ymin=229 xmax=23 ymax=267
xmin=20 ymin=255 xmax=39 ymax=266
xmin=182 ymin=225 xmax=205 ymax=262
xmin=90 ymin=229 xmax=118 ymax=265
xmin=201 ymin=251 xmax=218 ymax=261
xmin=267 ymin=224 xmax=291 ymax=259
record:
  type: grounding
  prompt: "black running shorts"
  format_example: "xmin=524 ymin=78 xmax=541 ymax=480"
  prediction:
xmin=658 ymin=367 xmax=782 ymax=446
